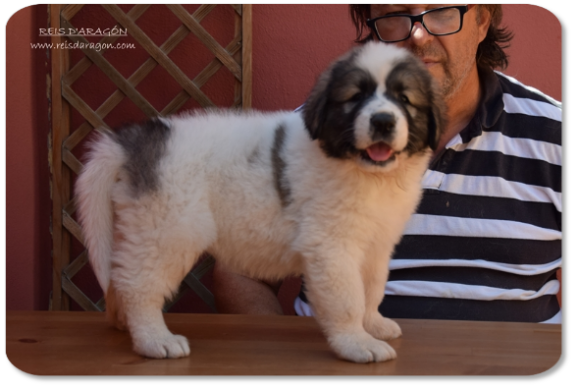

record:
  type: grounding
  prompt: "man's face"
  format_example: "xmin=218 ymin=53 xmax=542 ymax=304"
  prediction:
xmin=370 ymin=4 xmax=489 ymax=98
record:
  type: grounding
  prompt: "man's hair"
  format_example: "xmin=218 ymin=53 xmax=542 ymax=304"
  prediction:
xmin=349 ymin=5 xmax=513 ymax=70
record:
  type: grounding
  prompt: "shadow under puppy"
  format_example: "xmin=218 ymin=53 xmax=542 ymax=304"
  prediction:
xmin=76 ymin=42 xmax=445 ymax=363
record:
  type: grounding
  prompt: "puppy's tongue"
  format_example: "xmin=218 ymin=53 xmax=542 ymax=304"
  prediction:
xmin=366 ymin=142 xmax=393 ymax=162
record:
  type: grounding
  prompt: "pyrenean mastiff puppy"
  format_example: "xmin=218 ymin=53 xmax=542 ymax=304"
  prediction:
xmin=76 ymin=42 xmax=444 ymax=363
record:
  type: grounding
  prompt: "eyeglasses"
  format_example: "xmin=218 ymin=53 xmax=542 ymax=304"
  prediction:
xmin=366 ymin=5 xmax=470 ymax=43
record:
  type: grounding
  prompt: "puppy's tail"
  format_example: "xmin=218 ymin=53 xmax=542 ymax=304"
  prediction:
xmin=76 ymin=131 xmax=125 ymax=294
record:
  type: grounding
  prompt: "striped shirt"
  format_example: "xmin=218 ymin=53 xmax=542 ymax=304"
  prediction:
xmin=295 ymin=67 xmax=562 ymax=323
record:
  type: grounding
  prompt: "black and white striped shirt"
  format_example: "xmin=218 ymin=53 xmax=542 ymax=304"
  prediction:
xmin=295 ymin=67 xmax=562 ymax=323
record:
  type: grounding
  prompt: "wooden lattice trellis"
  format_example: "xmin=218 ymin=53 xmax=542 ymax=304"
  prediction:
xmin=49 ymin=4 xmax=252 ymax=311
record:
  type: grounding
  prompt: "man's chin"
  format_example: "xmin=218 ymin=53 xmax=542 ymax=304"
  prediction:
xmin=426 ymin=65 xmax=448 ymax=92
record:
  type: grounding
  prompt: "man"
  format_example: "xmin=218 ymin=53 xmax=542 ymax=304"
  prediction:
xmin=212 ymin=4 xmax=562 ymax=323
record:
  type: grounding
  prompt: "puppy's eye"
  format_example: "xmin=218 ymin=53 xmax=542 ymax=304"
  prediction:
xmin=401 ymin=94 xmax=411 ymax=104
xmin=349 ymin=92 xmax=363 ymax=102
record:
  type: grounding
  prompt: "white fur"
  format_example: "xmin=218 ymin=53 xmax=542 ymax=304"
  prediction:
xmin=76 ymin=43 xmax=435 ymax=363
xmin=353 ymin=44 xmax=411 ymax=154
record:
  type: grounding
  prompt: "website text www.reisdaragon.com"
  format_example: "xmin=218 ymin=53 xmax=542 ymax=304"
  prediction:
xmin=31 ymin=41 xmax=136 ymax=51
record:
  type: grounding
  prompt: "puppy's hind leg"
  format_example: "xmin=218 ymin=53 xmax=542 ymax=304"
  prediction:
xmin=112 ymin=203 xmax=215 ymax=359
xmin=105 ymin=281 xmax=127 ymax=331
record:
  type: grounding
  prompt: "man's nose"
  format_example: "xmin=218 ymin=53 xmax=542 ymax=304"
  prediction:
xmin=409 ymin=21 xmax=434 ymax=45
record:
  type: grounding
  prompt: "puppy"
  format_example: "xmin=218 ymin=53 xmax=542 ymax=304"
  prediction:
xmin=76 ymin=42 xmax=444 ymax=363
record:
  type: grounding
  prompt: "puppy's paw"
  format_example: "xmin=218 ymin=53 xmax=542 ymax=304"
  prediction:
xmin=328 ymin=332 xmax=397 ymax=363
xmin=133 ymin=333 xmax=190 ymax=359
xmin=364 ymin=314 xmax=402 ymax=341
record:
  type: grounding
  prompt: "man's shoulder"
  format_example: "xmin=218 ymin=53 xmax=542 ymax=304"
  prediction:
xmin=494 ymin=71 xmax=562 ymax=113
xmin=481 ymin=71 xmax=561 ymax=163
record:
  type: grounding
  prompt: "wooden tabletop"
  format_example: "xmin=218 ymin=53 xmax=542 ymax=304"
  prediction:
xmin=6 ymin=310 xmax=561 ymax=375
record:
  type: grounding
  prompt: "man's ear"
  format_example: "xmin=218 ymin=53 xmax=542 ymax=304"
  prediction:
xmin=476 ymin=5 xmax=492 ymax=44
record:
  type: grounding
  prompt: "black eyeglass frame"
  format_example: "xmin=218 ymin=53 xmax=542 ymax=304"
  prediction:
xmin=366 ymin=5 xmax=470 ymax=43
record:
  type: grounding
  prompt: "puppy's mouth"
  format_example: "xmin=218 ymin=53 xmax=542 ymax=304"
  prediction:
xmin=360 ymin=142 xmax=397 ymax=165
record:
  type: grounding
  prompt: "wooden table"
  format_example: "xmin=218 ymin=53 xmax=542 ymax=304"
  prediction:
xmin=6 ymin=311 xmax=561 ymax=375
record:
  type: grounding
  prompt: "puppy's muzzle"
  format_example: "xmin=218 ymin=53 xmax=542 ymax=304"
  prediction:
xmin=370 ymin=112 xmax=396 ymax=142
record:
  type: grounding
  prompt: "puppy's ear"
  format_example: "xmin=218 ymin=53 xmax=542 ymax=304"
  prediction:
xmin=301 ymin=70 xmax=331 ymax=140
xmin=427 ymin=87 xmax=446 ymax=152
xmin=427 ymin=109 xmax=440 ymax=152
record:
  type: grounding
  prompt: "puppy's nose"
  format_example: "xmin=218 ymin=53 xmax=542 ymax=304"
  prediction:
xmin=370 ymin=113 xmax=396 ymax=138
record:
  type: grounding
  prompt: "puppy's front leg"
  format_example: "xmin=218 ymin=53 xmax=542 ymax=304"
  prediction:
xmin=362 ymin=252 xmax=402 ymax=341
xmin=302 ymin=247 xmax=397 ymax=363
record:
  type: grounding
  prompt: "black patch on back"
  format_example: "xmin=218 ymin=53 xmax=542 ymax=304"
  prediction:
xmin=271 ymin=124 xmax=291 ymax=207
xmin=114 ymin=117 xmax=172 ymax=195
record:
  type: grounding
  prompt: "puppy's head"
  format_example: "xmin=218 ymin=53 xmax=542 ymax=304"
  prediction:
xmin=302 ymin=42 xmax=445 ymax=172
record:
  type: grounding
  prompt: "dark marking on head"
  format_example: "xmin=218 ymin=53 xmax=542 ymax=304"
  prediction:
xmin=271 ymin=124 xmax=291 ymax=207
xmin=301 ymin=46 xmax=378 ymax=160
xmin=385 ymin=58 xmax=446 ymax=154
xmin=113 ymin=117 xmax=172 ymax=195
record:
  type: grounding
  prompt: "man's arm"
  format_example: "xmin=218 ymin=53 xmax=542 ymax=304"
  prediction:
xmin=212 ymin=262 xmax=284 ymax=315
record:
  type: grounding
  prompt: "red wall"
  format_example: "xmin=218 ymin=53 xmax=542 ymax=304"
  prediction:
xmin=502 ymin=4 xmax=561 ymax=101
xmin=6 ymin=5 xmax=52 ymax=310
xmin=5 ymin=4 xmax=562 ymax=311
